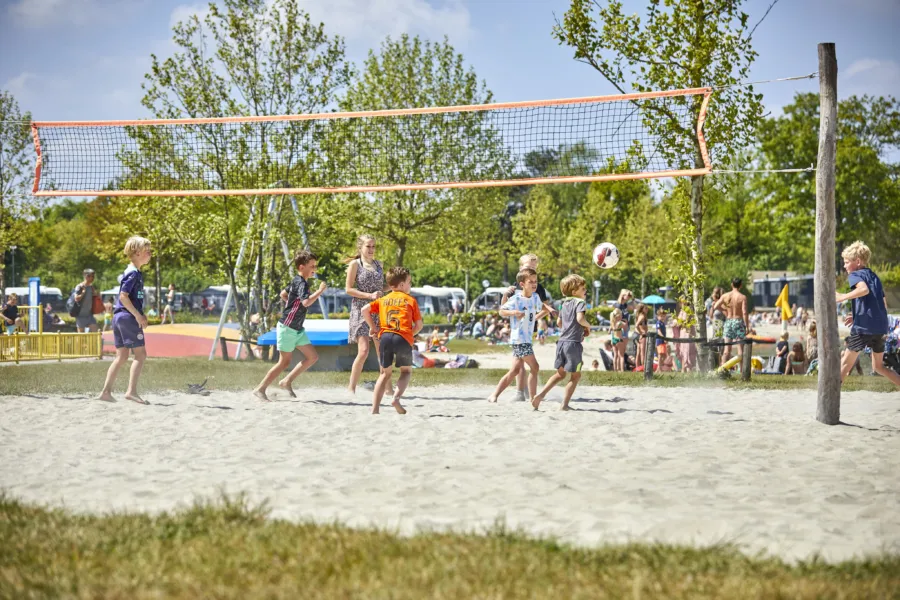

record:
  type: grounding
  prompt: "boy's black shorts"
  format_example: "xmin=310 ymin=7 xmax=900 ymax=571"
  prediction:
xmin=379 ymin=332 xmax=413 ymax=368
xmin=846 ymin=333 xmax=885 ymax=354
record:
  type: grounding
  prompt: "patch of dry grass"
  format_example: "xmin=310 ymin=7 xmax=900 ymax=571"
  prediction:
xmin=2 ymin=357 xmax=897 ymax=396
xmin=1 ymin=493 xmax=897 ymax=599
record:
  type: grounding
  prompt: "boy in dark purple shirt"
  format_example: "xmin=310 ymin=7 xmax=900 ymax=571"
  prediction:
xmin=100 ymin=236 xmax=153 ymax=404
xmin=836 ymin=241 xmax=899 ymax=388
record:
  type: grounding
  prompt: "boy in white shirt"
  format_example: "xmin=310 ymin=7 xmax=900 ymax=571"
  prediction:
xmin=487 ymin=268 xmax=549 ymax=403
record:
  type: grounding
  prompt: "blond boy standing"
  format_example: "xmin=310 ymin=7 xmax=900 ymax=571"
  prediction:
xmin=99 ymin=237 xmax=152 ymax=404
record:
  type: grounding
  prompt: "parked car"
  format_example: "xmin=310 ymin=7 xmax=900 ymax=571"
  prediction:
xmin=410 ymin=286 xmax=467 ymax=315
xmin=4 ymin=286 xmax=65 ymax=312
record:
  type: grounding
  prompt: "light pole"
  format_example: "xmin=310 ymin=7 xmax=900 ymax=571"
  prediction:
xmin=593 ymin=279 xmax=601 ymax=308
xmin=10 ymin=245 xmax=17 ymax=288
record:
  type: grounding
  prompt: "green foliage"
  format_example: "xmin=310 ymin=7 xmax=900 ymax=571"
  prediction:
xmin=553 ymin=0 xmax=763 ymax=168
xmin=335 ymin=34 xmax=511 ymax=268
xmin=554 ymin=0 xmax=766 ymax=345
xmin=657 ymin=183 xmax=704 ymax=327
xmin=120 ymin=0 xmax=355 ymax=329
xmin=511 ymin=151 xmax=651 ymax=288
xmin=757 ymin=93 xmax=900 ymax=268
xmin=872 ymin=263 xmax=900 ymax=287
xmin=0 ymin=90 xmax=38 ymax=290
xmin=618 ymin=193 xmax=670 ymax=297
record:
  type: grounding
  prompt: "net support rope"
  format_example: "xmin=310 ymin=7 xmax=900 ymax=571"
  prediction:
xmin=30 ymin=87 xmax=713 ymax=197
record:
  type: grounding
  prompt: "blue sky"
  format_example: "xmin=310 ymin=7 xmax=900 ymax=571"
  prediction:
xmin=1 ymin=0 xmax=898 ymax=122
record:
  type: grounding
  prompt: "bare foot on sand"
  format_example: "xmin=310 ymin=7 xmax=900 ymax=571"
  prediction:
xmin=98 ymin=393 xmax=116 ymax=403
xmin=391 ymin=398 xmax=407 ymax=414
xmin=278 ymin=379 xmax=296 ymax=398
xmin=487 ymin=395 xmax=498 ymax=403
xmin=125 ymin=394 xmax=149 ymax=405
xmin=558 ymin=404 xmax=572 ymax=411
xmin=253 ymin=389 xmax=271 ymax=402
xmin=531 ymin=395 xmax=543 ymax=410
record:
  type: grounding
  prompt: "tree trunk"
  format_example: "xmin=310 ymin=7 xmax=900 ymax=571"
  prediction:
xmin=690 ymin=172 xmax=710 ymax=371
xmin=815 ymin=42 xmax=841 ymax=425
xmin=834 ymin=203 xmax=843 ymax=273
xmin=395 ymin=239 xmax=407 ymax=267
xmin=464 ymin=269 xmax=470 ymax=311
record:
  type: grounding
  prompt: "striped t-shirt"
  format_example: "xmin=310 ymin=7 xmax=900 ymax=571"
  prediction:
xmin=280 ymin=275 xmax=310 ymax=331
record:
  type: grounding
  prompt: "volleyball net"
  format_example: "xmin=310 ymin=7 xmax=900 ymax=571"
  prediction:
xmin=30 ymin=88 xmax=712 ymax=197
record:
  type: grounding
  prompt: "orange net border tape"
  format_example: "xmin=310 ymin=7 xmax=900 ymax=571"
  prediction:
xmin=31 ymin=87 xmax=713 ymax=197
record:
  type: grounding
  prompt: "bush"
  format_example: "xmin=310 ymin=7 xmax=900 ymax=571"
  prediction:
xmin=584 ymin=305 xmax=613 ymax=324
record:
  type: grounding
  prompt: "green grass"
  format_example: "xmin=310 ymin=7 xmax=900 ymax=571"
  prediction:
xmin=1 ymin=357 xmax=897 ymax=395
xmin=1 ymin=493 xmax=896 ymax=599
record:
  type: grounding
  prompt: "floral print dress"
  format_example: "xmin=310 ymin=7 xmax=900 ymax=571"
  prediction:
xmin=348 ymin=258 xmax=384 ymax=342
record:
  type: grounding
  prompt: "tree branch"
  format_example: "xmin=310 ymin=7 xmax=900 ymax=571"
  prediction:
xmin=748 ymin=0 xmax=780 ymax=42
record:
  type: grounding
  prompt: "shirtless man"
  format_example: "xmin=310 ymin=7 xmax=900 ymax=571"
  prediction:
xmin=713 ymin=278 xmax=749 ymax=365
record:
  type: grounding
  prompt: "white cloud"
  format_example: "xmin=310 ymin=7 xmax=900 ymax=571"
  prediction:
xmin=297 ymin=0 xmax=473 ymax=47
xmin=841 ymin=58 xmax=900 ymax=99
xmin=169 ymin=3 xmax=212 ymax=29
xmin=7 ymin=0 xmax=141 ymax=28
xmin=845 ymin=58 xmax=897 ymax=79
xmin=3 ymin=72 xmax=37 ymax=97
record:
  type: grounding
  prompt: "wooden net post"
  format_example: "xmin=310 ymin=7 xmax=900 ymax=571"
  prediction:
xmin=741 ymin=340 xmax=753 ymax=381
xmin=644 ymin=331 xmax=657 ymax=381
xmin=815 ymin=43 xmax=841 ymax=425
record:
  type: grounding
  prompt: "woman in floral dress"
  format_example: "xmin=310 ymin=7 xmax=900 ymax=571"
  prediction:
xmin=344 ymin=234 xmax=391 ymax=395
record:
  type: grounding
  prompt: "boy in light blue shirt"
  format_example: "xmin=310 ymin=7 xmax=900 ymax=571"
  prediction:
xmin=487 ymin=268 xmax=549 ymax=403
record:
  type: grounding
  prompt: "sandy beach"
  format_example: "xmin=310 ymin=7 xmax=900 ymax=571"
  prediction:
xmin=1 ymin=384 xmax=897 ymax=562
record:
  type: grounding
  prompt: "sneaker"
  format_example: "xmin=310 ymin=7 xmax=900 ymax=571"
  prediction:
xmin=513 ymin=390 xmax=526 ymax=402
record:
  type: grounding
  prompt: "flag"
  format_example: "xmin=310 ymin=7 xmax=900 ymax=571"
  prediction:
xmin=774 ymin=284 xmax=792 ymax=321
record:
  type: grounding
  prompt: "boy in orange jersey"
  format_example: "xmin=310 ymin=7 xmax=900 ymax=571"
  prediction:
xmin=362 ymin=267 xmax=423 ymax=414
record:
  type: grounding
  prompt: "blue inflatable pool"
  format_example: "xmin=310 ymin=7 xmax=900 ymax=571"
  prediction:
xmin=255 ymin=319 xmax=350 ymax=347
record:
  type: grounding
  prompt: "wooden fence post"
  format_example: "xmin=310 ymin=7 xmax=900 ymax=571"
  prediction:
xmin=741 ymin=340 xmax=753 ymax=381
xmin=815 ymin=42 xmax=841 ymax=425
xmin=644 ymin=331 xmax=657 ymax=382
xmin=220 ymin=337 xmax=230 ymax=361
xmin=708 ymin=343 xmax=719 ymax=372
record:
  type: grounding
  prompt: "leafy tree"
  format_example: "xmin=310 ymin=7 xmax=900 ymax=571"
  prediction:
xmin=618 ymin=193 xmax=669 ymax=297
xmin=554 ymin=0 xmax=767 ymax=359
xmin=18 ymin=200 xmax=117 ymax=293
xmin=333 ymin=34 xmax=512 ymax=267
xmin=702 ymin=152 xmax=787 ymax=269
xmin=0 ymin=90 xmax=37 ymax=291
xmin=132 ymin=0 xmax=353 ymax=332
xmin=758 ymin=93 xmax=900 ymax=267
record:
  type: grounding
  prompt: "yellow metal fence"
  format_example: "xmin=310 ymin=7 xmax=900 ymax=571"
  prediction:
xmin=1 ymin=306 xmax=104 ymax=363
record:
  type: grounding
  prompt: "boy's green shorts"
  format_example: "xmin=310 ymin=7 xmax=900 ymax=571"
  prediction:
xmin=276 ymin=322 xmax=311 ymax=351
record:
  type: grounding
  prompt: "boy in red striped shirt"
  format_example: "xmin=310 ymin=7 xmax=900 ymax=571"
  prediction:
xmin=253 ymin=250 xmax=327 ymax=401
